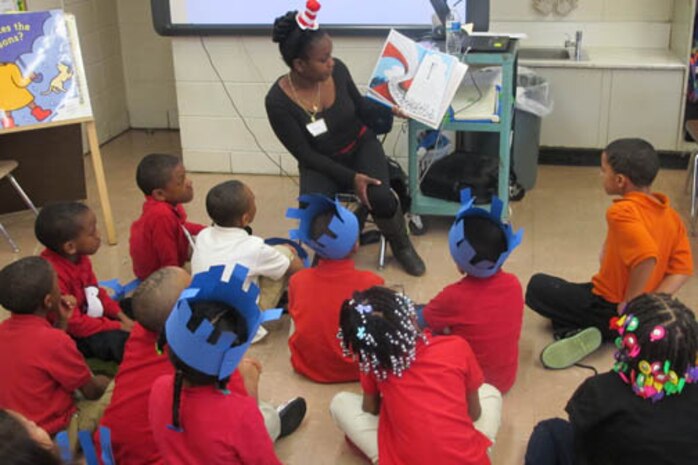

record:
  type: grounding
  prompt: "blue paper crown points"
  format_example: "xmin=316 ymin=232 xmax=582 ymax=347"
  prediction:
xmin=286 ymin=194 xmax=359 ymax=260
xmin=165 ymin=265 xmax=281 ymax=380
xmin=448 ymin=188 xmax=524 ymax=278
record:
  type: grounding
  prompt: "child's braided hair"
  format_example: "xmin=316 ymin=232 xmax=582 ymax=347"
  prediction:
xmin=338 ymin=286 xmax=426 ymax=381
xmin=163 ymin=300 xmax=248 ymax=431
xmin=612 ymin=293 xmax=698 ymax=401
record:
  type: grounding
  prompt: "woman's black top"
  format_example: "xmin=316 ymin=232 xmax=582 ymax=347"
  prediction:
xmin=265 ymin=59 xmax=375 ymax=186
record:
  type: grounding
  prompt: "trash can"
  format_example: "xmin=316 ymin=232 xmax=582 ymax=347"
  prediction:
xmin=458 ymin=67 xmax=553 ymax=193
xmin=511 ymin=68 xmax=553 ymax=190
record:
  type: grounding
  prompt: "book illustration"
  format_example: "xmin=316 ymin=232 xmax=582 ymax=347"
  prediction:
xmin=0 ymin=10 xmax=91 ymax=131
xmin=367 ymin=29 xmax=467 ymax=129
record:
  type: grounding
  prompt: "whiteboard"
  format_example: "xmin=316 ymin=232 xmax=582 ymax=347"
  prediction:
xmin=152 ymin=0 xmax=467 ymax=36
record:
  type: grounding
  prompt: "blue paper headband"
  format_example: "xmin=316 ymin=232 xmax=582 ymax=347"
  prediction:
xmin=286 ymin=194 xmax=359 ymax=260
xmin=165 ymin=265 xmax=282 ymax=380
xmin=448 ymin=188 xmax=523 ymax=278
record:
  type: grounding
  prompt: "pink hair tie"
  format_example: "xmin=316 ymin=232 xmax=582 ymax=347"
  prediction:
xmin=649 ymin=325 xmax=666 ymax=342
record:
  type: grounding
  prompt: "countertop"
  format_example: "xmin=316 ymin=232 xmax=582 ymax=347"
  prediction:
xmin=518 ymin=47 xmax=685 ymax=70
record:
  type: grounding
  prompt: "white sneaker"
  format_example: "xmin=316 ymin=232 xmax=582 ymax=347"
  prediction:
xmin=251 ymin=326 xmax=268 ymax=344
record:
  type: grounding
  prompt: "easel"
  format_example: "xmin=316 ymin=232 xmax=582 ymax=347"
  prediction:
xmin=0 ymin=118 xmax=117 ymax=245
xmin=0 ymin=11 xmax=117 ymax=244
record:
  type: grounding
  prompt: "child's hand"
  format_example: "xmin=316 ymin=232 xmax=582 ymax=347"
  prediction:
xmin=239 ymin=357 xmax=262 ymax=400
xmin=117 ymin=312 xmax=135 ymax=332
xmin=55 ymin=295 xmax=76 ymax=330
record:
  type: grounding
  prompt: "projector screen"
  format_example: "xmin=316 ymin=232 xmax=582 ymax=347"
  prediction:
xmin=152 ymin=0 xmax=467 ymax=36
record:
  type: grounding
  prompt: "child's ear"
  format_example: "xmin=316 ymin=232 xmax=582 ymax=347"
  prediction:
xmin=351 ymin=241 xmax=360 ymax=254
xmin=151 ymin=188 xmax=167 ymax=202
xmin=241 ymin=212 xmax=252 ymax=227
xmin=61 ymin=240 xmax=77 ymax=256
xmin=616 ymin=173 xmax=630 ymax=190
xmin=42 ymin=293 xmax=53 ymax=310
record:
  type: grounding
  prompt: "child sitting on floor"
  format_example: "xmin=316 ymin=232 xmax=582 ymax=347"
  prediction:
xmin=420 ymin=189 xmax=524 ymax=393
xmin=330 ymin=286 xmax=501 ymax=465
xmin=285 ymin=194 xmax=383 ymax=383
xmin=36 ymin=202 xmax=134 ymax=363
xmin=191 ymin=180 xmax=303 ymax=312
xmin=148 ymin=265 xmax=306 ymax=465
xmin=99 ymin=266 xmax=192 ymax=465
xmin=130 ymin=153 xmax=205 ymax=281
xmin=102 ymin=266 xmax=303 ymax=465
xmin=526 ymin=138 xmax=693 ymax=369
xmin=525 ymin=293 xmax=698 ymax=465
xmin=0 ymin=257 xmax=111 ymax=450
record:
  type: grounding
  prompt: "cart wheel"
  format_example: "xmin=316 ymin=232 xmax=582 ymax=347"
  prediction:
xmin=408 ymin=215 xmax=428 ymax=235
xmin=509 ymin=182 xmax=526 ymax=201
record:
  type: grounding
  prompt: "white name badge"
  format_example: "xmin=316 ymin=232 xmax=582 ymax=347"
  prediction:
xmin=306 ymin=118 xmax=328 ymax=137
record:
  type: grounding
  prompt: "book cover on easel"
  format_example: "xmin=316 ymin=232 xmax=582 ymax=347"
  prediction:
xmin=0 ymin=10 xmax=92 ymax=131
xmin=367 ymin=29 xmax=468 ymax=129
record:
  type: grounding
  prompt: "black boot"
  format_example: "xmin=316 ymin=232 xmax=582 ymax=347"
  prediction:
xmin=374 ymin=206 xmax=426 ymax=276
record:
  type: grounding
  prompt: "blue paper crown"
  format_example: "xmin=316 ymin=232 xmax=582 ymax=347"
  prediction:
xmin=286 ymin=194 xmax=359 ymax=260
xmin=448 ymin=188 xmax=523 ymax=278
xmin=165 ymin=265 xmax=282 ymax=380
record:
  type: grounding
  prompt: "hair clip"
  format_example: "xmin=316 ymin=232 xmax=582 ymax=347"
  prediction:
xmin=356 ymin=304 xmax=373 ymax=315
xmin=649 ymin=325 xmax=666 ymax=342
xmin=357 ymin=326 xmax=366 ymax=340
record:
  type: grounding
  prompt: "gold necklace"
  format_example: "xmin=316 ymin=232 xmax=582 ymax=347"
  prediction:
xmin=288 ymin=73 xmax=322 ymax=122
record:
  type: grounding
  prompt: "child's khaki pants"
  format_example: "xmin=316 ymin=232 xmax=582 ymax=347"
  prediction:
xmin=329 ymin=383 xmax=503 ymax=463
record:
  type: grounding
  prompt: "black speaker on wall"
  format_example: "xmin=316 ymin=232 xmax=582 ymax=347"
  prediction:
xmin=467 ymin=0 xmax=490 ymax=32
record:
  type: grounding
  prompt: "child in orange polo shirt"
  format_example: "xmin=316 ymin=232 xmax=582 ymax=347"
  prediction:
xmin=526 ymin=138 xmax=694 ymax=369
xmin=286 ymin=194 xmax=384 ymax=383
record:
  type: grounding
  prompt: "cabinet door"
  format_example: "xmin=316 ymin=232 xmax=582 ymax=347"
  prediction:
xmin=608 ymin=69 xmax=683 ymax=151
xmin=533 ymin=68 xmax=607 ymax=148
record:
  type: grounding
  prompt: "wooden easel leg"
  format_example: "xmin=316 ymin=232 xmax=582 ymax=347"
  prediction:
xmin=85 ymin=120 xmax=117 ymax=245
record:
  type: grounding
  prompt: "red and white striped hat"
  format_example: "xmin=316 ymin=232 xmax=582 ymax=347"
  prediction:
xmin=296 ymin=0 xmax=321 ymax=30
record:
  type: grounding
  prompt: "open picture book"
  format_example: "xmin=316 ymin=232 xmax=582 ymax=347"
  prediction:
xmin=367 ymin=29 xmax=468 ymax=129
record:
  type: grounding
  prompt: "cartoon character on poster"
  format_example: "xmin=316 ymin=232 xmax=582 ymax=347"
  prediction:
xmin=0 ymin=10 xmax=89 ymax=130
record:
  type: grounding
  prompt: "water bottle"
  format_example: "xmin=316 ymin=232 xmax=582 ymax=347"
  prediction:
xmin=445 ymin=8 xmax=462 ymax=55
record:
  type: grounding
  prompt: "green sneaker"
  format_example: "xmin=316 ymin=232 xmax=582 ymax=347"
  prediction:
xmin=540 ymin=327 xmax=603 ymax=370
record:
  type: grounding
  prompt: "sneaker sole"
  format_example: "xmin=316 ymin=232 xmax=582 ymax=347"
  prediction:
xmin=540 ymin=327 xmax=602 ymax=370
xmin=277 ymin=397 xmax=307 ymax=439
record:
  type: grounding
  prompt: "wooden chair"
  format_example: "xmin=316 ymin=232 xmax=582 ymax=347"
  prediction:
xmin=684 ymin=121 xmax=698 ymax=236
xmin=0 ymin=160 xmax=39 ymax=252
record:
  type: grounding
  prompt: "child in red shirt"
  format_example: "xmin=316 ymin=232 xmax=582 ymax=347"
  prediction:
xmin=130 ymin=153 xmax=205 ymax=281
xmin=286 ymin=194 xmax=383 ymax=382
xmin=149 ymin=265 xmax=305 ymax=465
xmin=420 ymin=190 xmax=524 ymax=393
xmin=36 ymin=202 xmax=135 ymax=363
xmin=99 ymin=266 xmax=193 ymax=465
xmin=330 ymin=286 xmax=498 ymax=465
xmin=102 ymin=266 xmax=299 ymax=465
xmin=0 ymin=257 xmax=111 ymax=448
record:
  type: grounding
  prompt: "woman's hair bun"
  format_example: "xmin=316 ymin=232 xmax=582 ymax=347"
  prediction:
xmin=272 ymin=11 xmax=299 ymax=44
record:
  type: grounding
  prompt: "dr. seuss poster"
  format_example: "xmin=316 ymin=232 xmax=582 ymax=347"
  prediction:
xmin=0 ymin=10 xmax=92 ymax=131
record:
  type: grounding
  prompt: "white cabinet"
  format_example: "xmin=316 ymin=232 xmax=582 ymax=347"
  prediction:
xmin=530 ymin=66 xmax=684 ymax=150
xmin=533 ymin=67 xmax=608 ymax=148
xmin=608 ymin=69 xmax=684 ymax=151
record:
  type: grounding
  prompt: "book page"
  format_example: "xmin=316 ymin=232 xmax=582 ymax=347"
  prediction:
xmin=367 ymin=29 xmax=467 ymax=129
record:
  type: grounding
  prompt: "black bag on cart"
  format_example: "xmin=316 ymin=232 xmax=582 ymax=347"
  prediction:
xmin=419 ymin=151 xmax=498 ymax=205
